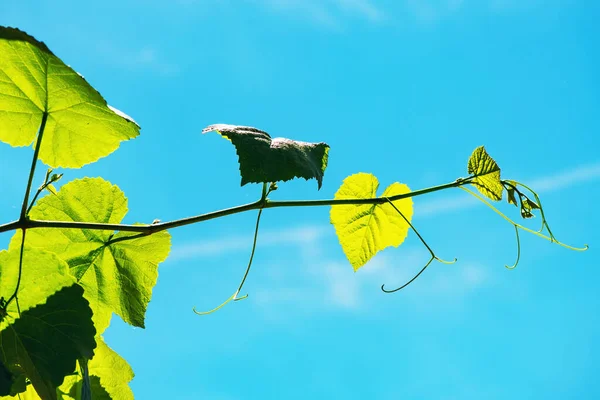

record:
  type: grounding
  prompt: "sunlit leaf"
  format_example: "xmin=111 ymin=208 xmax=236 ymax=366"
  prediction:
xmin=0 ymin=285 xmax=96 ymax=400
xmin=11 ymin=177 xmax=171 ymax=329
xmin=467 ymin=146 xmax=503 ymax=201
xmin=202 ymin=124 xmax=329 ymax=189
xmin=330 ymin=173 xmax=413 ymax=271
xmin=0 ymin=27 xmax=139 ymax=168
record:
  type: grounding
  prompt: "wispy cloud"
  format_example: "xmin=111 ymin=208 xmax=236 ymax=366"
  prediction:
xmin=170 ymin=225 xmax=329 ymax=260
xmin=404 ymin=0 xmax=551 ymax=24
xmin=95 ymin=41 xmax=179 ymax=76
xmin=255 ymin=0 xmax=385 ymax=28
xmin=404 ymin=0 xmax=464 ymax=24
xmin=252 ymin=248 xmax=490 ymax=316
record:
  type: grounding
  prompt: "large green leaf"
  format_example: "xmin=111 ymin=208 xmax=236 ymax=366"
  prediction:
xmin=467 ymin=146 xmax=503 ymax=201
xmin=0 ymin=246 xmax=75 ymax=332
xmin=0 ymin=285 xmax=96 ymax=400
xmin=330 ymin=173 xmax=413 ymax=271
xmin=0 ymin=27 xmax=139 ymax=168
xmin=202 ymin=124 xmax=329 ymax=189
xmin=12 ymin=177 xmax=171 ymax=328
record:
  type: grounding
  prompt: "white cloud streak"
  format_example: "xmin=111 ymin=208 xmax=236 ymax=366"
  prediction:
xmin=255 ymin=0 xmax=385 ymax=28
xmin=170 ymin=225 xmax=329 ymax=260
xmin=95 ymin=41 xmax=179 ymax=75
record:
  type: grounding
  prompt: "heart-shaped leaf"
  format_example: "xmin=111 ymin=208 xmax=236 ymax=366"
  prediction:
xmin=330 ymin=173 xmax=413 ymax=271
xmin=0 ymin=26 xmax=139 ymax=168
xmin=202 ymin=124 xmax=329 ymax=189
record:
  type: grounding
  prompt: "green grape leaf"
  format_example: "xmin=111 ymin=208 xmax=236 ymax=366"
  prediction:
xmin=330 ymin=173 xmax=413 ymax=271
xmin=12 ymin=177 xmax=171 ymax=329
xmin=0 ymin=26 xmax=139 ymax=168
xmin=0 ymin=285 xmax=96 ymax=400
xmin=202 ymin=124 xmax=329 ymax=189
xmin=0 ymin=246 xmax=75 ymax=332
xmin=467 ymin=146 xmax=503 ymax=201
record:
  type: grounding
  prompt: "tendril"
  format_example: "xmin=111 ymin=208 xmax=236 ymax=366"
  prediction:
xmin=512 ymin=181 xmax=555 ymax=237
xmin=505 ymin=225 xmax=521 ymax=270
xmin=382 ymin=256 xmax=434 ymax=293
xmin=193 ymin=183 xmax=270 ymax=315
xmin=380 ymin=197 xmax=457 ymax=293
xmin=460 ymin=186 xmax=588 ymax=252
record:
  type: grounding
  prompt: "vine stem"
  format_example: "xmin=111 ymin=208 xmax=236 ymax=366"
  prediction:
xmin=193 ymin=183 xmax=269 ymax=315
xmin=0 ymin=178 xmax=472 ymax=235
xmin=5 ymin=112 xmax=49 ymax=309
xmin=20 ymin=112 xmax=48 ymax=221
xmin=5 ymin=229 xmax=27 ymax=308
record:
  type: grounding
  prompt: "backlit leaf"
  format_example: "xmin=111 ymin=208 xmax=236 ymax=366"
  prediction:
xmin=11 ymin=178 xmax=171 ymax=329
xmin=202 ymin=124 xmax=329 ymax=189
xmin=0 ymin=285 xmax=96 ymax=400
xmin=330 ymin=173 xmax=413 ymax=271
xmin=0 ymin=27 xmax=139 ymax=168
xmin=467 ymin=146 xmax=503 ymax=201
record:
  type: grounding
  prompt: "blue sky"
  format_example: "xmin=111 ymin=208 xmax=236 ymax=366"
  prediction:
xmin=1 ymin=1 xmax=599 ymax=399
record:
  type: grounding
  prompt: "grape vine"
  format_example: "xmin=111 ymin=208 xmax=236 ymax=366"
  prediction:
xmin=0 ymin=27 xmax=588 ymax=400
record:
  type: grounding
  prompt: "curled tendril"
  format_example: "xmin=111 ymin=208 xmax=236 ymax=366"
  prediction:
xmin=194 ymin=183 xmax=270 ymax=315
xmin=512 ymin=181 xmax=555 ymax=236
xmin=380 ymin=198 xmax=457 ymax=293
xmin=505 ymin=225 xmax=521 ymax=270
xmin=460 ymin=186 xmax=588 ymax=253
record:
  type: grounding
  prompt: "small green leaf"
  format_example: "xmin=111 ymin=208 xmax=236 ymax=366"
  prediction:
xmin=12 ymin=177 xmax=171 ymax=329
xmin=0 ymin=27 xmax=139 ymax=168
xmin=0 ymin=285 xmax=96 ymax=400
xmin=330 ymin=173 xmax=413 ymax=271
xmin=467 ymin=146 xmax=503 ymax=201
xmin=202 ymin=124 xmax=329 ymax=189
xmin=505 ymin=180 xmax=518 ymax=207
